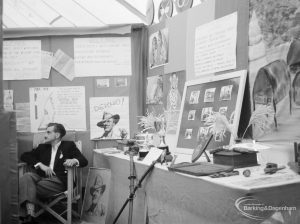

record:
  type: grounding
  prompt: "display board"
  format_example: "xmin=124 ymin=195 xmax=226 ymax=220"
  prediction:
xmin=175 ymin=70 xmax=247 ymax=155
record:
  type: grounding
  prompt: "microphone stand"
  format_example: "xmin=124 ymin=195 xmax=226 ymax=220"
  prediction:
xmin=113 ymin=151 xmax=157 ymax=224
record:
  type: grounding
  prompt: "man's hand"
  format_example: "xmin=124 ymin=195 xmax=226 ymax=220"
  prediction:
xmin=63 ymin=159 xmax=79 ymax=167
xmin=38 ymin=163 xmax=56 ymax=177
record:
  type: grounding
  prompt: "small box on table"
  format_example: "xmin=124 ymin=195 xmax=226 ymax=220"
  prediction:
xmin=213 ymin=151 xmax=258 ymax=168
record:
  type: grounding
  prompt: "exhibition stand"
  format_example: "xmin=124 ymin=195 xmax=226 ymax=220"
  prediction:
xmin=94 ymin=149 xmax=300 ymax=224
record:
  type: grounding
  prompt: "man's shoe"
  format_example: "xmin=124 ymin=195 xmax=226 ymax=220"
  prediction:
xmin=20 ymin=215 xmax=39 ymax=224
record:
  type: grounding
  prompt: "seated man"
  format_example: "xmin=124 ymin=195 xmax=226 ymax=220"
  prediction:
xmin=19 ymin=123 xmax=88 ymax=223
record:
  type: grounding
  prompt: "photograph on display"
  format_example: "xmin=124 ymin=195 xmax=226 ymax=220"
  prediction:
xmin=219 ymin=106 xmax=228 ymax=115
xmin=189 ymin=90 xmax=200 ymax=104
xmin=184 ymin=129 xmax=193 ymax=139
xmin=82 ymin=168 xmax=111 ymax=224
xmin=249 ymin=0 xmax=300 ymax=141
xmin=204 ymin=88 xmax=216 ymax=103
xmin=187 ymin=110 xmax=196 ymax=120
xmin=146 ymin=75 xmax=163 ymax=104
xmin=175 ymin=70 xmax=247 ymax=156
xmin=219 ymin=85 xmax=233 ymax=101
xmin=90 ymin=97 xmax=130 ymax=140
xmin=114 ymin=77 xmax=128 ymax=87
xmin=197 ymin=126 xmax=209 ymax=140
xmin=215 ymin=130 xmax=225 ymax=142
xmin=149 ymin=28 xmax=169 ymax=68
xmin=163 ymin=71 xmax=186 ymax=134
xmin=201 ymin=107 xmax=213 ymax=121
xmin=96 ymin=79 xmax=110 ymax=88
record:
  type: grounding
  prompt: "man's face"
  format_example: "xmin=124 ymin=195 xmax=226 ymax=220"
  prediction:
xmin=44 ymin=126 xmax=58 ymax=143
xmin=92 ymin=189 xmax=101 ymax=203
xmin=103 ymin=117 xmax=115 ymax=132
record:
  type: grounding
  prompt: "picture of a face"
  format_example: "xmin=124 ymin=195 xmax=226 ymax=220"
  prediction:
xmin=201 ymin=107 xmax=213 ymax=121
xmin=219 ymin=107 xmax=228 ymax=115
xmin=220 ymin=85 xmax=233 ymax=101
xmin=188 ymin=110 xmax=196 ymax=120
xmin=184 ymin=129 xmax=193 ymax=139
xmin=197 ymin=126 xmax=209 ymax=141
xmin=189 ymin=90 xmax=200 ymax=104
xmin=103 ymin=117 xmax=115 ymax=132
xmin=204 ymin=88 xmax=216 ymax=103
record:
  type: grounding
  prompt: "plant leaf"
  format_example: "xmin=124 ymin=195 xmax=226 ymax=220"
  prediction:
xmin=249 ymin=104 xmax=275 ymax=133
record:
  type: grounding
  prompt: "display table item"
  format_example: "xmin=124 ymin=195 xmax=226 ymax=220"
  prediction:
xmin=213 ymin=150 xmax=258 ymax=168
xmin=168 ymin=162 xmax=233 ymax=176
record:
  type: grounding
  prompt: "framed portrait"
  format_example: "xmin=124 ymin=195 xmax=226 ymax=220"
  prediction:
xmin=163 ymin=70 xmax=186 ymax=134
xmin=149 ymin=28 xmax=169 ymax=69
xmin=175 ymin=70 xmax=247 ymax=156
xmin=82 ymin=168 xmax=111 ymax=224
xmin=146 ymin=75 xmax=163 ymax=104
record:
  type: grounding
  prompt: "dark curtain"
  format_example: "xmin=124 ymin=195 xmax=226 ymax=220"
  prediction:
xmin=0 ymin=112 xmax=18 ymax=224
xmin=130 ymin=25 xmax=148 ymax=133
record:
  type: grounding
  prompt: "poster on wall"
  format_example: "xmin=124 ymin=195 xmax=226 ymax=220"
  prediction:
xmin=163 ymin=71 xmax=186 ymax=134
xmin=29 ymin=86 xmax=86 ymax=132
xmin=149 ymin=28 xmax=169 ymax=69
xmin=194 ymin=12 xmax=237 ymax=76
xmin=249 ymin=0 xmax=300 ymax=141
xmin=81 ymin=168 xmax=111 ymax=224
xmin=89 ymin=97 xmax=130 ymax=140
xmin=146 ymin=75 xmax=163 ymax=105
xmin=74 ymin=37 xmax=132 ymax=77
xmin=3 ymin=90 xmax=14 ymax=111
xmin=16 ymin=103 xmax=31 ymax=132
xmin=3 ymin=40 xmax=41 ymax=80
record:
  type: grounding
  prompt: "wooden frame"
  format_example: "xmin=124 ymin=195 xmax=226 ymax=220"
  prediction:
xmin=175 ymin=70 xmax=247 ymax=156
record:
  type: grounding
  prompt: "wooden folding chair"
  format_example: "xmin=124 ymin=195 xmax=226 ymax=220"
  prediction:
xmin=18 ymin=132 xmax=84 ymax=224
xmin=34 ymin=165 xmax=82 ymax=224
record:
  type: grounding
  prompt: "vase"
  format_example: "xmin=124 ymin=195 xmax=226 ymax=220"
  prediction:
xmin=158 ymin=134 xmax=167 ymax=147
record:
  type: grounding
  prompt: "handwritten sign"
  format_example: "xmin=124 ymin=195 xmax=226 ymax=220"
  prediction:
xmin=74 ymin=37 xmax=132 ymax=77
xmin=194 ymin=12 xmax=237 ymax=76
xmin=3 ymin=40 xmax=41 ymax=80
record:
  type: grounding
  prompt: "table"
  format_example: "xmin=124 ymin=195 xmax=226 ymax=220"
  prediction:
xmin=93 ymin=149 xmax=300 ymax=224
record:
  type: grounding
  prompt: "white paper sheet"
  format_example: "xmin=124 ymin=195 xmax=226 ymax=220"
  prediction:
xmin=29 ymin=86 xmax=86 ymax=132
xmin=89 ymin=97 xmax=130 ymax=140
xmin=41 ymin=50 xmax=53 ymax=79
xmin=74 ymin=37 xmax=132 ymax=77
xmin=3 ymin=40 xmax=41 ymax=80
xmin=52 ymin=49 xmax=75 ymax=81
xmin=16 ymin=102 xmax=31 ymax=132
xmin=194 ymin=12 xmax=237 ymax=76
xmin=142 ymin=147 xmax=163 ymax=166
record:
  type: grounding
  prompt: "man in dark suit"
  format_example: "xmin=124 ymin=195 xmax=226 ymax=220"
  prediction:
xmin=19 ymin=123 xmax=88 ymax=223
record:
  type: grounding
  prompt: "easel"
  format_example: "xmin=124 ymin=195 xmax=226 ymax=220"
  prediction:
xmin=113 ymin=151 xmax=157 ymax=224
xmin=191 ymin=134 xmax=213 ymax=163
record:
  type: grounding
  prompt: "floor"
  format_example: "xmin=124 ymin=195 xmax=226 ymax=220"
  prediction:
xmin=20 ymin=203 xmax=82 ymax=224
xmin=26 ymin=213 xmax=81 ymax=224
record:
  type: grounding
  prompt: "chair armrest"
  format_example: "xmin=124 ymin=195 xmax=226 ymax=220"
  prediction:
xmin=18 ymin=162 xmax=28 ymax=176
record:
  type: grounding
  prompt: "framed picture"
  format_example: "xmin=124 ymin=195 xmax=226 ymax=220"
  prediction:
xmin=81 ymin=168 xmax=111 ymax=224
xmin=149 ymin=28 xmax=169 ymax=69
xmin=175 ymin=70 xmax=247 ymax=156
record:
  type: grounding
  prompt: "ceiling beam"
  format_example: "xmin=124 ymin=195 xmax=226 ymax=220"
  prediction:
xmin=115 ymin=0 xmax=147 ymax=24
